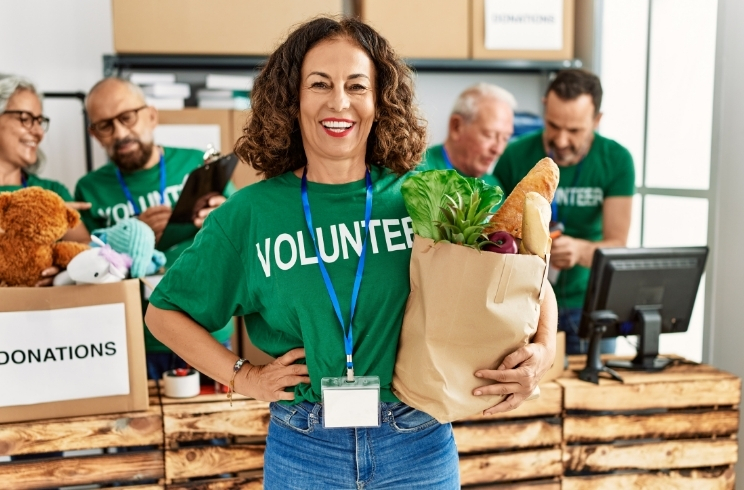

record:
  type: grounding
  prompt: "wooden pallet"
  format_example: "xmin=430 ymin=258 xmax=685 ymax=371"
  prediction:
xmin=559 ymin=356 xmax=741 ymax=490
xmin=457 ymin=382 xmax=564 ymax=487
xmin=161 ymin=388 xmax=267 ymax=487
xmin=0 ymin=381 xmax=164 ymax=490
xmin=3 ymin=360 xmax=740 ymax=489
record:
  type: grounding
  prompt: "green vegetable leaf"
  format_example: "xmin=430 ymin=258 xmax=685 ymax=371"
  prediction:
xmin=462 ymin=177 xmax=504 ymax=218
xmin=401 ymin=170 xmax=471 ymax=240
xmin=401 ymin=170 xmax=504 ymax=244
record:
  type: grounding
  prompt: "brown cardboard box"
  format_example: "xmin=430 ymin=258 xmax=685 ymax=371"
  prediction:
xmin=158 ymin=109 xmax=235 ymax=155
xmin=359 ymin=0 xmax=470 ymax=59
xmin=157 ymin=109 xmax=262 ymax=190
xmin=238 ymin=318 xmax=275 ymax=366
xmin=0 ymin=280 xmax=148 ymax=423
xmin=472 ymin=0 xmax=575 ymax=60
xmin=231 ymin=110 xmax=262 ymax=189
xmin=112 ymin=0 xmax=344 ymax=55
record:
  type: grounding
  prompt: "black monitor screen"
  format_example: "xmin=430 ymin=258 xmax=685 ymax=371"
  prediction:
xmin=578 ymin=247 xmax=708 ymax=339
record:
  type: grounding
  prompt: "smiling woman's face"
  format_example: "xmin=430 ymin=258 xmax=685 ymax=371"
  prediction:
xmin=298 ymin=37 xmax=376 ymax=165
xmin=0 ymin=89 xmax=44 ymax=169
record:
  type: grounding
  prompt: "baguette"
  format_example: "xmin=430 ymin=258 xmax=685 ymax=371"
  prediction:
xmin=519 ymin=192 xmax=552 ymax=258
xmin=488 ymin=157 xmax=559 ymax=238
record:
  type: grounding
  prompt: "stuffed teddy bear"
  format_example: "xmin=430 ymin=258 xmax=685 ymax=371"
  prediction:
xmin=92 ymin=218 xmax=166 ymax=278
xmin=0 ymin=187 xmax=89 ymax=287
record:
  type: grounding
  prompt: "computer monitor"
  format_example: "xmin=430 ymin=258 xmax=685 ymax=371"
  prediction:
xmin=577 ymin=247 xmax=708 ymax=381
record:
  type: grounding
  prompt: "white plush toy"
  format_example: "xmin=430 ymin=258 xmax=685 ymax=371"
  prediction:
xmin=53 ymin=236 xmax=133 ymax=286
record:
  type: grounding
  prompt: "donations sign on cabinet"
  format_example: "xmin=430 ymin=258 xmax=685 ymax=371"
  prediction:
xmin=484 ymin=0 xmax=564 ymax=51
xmin=0 ymin=303 xmax=131 ymax=407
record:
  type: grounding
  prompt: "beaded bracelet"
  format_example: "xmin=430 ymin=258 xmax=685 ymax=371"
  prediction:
xmin=228 ymin=358 xmax=248 ymax=406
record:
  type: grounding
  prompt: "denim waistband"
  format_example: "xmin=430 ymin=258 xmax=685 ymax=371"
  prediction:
xmin=271 ymin=400 xmax=405 ymax=423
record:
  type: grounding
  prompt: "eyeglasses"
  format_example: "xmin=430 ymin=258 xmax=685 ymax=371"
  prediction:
xmin=89 ymin=106 xmax=148 ymax=136
xmin=2 ymin=110 xmax=50 ymax=132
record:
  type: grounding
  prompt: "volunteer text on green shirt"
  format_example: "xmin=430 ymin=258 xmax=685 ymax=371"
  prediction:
xmin=149 ymin=166 xmax=413 ymax=405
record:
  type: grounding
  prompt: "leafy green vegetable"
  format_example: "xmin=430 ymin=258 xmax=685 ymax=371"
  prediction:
xmin=401 ymin=170 xmax=471 ymax=240
xmin=401 ymin=170 xmax=503 ymax=246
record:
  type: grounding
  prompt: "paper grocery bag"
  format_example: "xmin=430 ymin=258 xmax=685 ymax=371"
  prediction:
xmin=392 ymin=236 xmax=550 ymax=423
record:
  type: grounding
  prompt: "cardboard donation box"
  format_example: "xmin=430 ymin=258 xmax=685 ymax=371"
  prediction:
xmin=112 ymin=0 xmax=343 ymax=55
xmin=359 ymin=0 xmax=470 ymax=59
xmin=0 ymin=280 xmax=148 ymax=423
xmin=472 ymin=0 xmax=575 ymax=60
xmin=392 ymin=237 xmax=550 ymax=423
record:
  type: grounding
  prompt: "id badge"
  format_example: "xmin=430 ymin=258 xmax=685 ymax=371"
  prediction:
xmin=321 ymin=376 xmax=381 ymax=428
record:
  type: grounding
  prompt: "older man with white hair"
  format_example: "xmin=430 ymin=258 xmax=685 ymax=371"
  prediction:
xmin=418 ymin=82 xmax=516 ymax=189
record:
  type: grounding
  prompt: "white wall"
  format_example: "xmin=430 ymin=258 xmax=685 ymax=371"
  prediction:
xmin=709 ymin=0 xmax=744 ymax=476
xmin=0 ymin=0 xmax=113 ymax=193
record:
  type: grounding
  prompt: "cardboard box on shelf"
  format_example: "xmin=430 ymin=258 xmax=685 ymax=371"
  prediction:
xmin=472 ymin=0 xmax=575 ymax=61
xmin=359 ymin=0 xmax=470 ymax=59
xmin=231 ymin=110 xmax=263 ymax=189
xmin=0 ymin=280 xmax=148 ymax=423
xmin=157 ymin=109 xmax=234 ymax=154
xmin=237 ymin=318 xmax=275 ymax=366
xmin=156 ymin=109 xmax=262 ymax=190
xmin=112 ymin=0 xmax=343 ymax=55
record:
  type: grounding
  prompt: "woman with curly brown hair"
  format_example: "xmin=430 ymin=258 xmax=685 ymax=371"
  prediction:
xmin=145 ymin=17 xmax=457 ymax=488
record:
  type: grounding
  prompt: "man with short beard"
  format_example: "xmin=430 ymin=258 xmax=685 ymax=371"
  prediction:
xmin=75 ymin=77 xmax=234 ymax=380
xmin=494 ymin=69 xmax=634 ymax=356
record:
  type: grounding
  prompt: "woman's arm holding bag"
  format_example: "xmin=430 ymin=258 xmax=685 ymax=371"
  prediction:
xmin=473 ymin=282 xmax=558 ymax=415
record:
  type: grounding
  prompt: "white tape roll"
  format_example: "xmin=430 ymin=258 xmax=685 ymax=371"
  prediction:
xmin=163 ymin=369 xmax=200 ymax=398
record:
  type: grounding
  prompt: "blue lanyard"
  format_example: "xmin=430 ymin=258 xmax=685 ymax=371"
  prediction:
xmin=550 ymin=155 xmax=583 ymax=223
xmin=300 ymin=166 xmax=373 ymax=381
xmin=441 ymin=146 xmax=454 ymax=170
xmin=20 ymin=172 xmax=28 ymax=188
xmin=115 ymin=153 xmax=166 ymax=216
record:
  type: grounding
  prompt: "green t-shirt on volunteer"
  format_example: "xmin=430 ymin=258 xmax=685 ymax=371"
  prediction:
xmin=493 ymin=130 xmax=635 ymax=309
xmin=149 ymin=165 xmax=414 ymax=405
xmin=0 ymin=174 xmax=73 ymax=201
xmin=74 ymin=146 xmax=235 ymax=352
xmin=418 ymin=144 xmax=503 ymax=190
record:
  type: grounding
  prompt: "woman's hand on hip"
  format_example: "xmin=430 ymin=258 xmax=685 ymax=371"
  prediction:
xmin=237 ymin=348 xmax=310 ymax=402
xmin=473 ymin=342 xmax=554 ymax=415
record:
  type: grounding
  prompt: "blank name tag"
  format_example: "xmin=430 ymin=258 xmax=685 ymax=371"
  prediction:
xmin=321 ymin=376 xmax=380 ymax=428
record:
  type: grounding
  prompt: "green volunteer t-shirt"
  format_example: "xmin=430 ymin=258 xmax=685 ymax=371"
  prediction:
xmin=494 ymin=130 xmax=635 ymax=308
xmin=74 ymin=146 xmax=234 ymax=352
xmin=149 ymin=165 xmax=414 ymax=404
xmin=418 ymin=144 xmax=503 ymax=191
xmin=0 ymin=174 xmax=73 ymax=201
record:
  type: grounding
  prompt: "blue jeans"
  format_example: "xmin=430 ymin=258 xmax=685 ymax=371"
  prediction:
xmin=559 ymin=307 xmax=616 ymax=355
xmin=264 ymin=401 xmax=460 ymax=489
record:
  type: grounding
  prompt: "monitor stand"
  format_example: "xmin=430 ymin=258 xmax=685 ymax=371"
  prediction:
xmin=606 ymin=306 xmax=673 ymax=372
xmin=578 ymin=311 xmax=624 ymax=384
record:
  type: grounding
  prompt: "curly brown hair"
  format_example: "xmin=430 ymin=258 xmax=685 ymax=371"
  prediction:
xmin=235 ymin=17 xmax=427 ymax=179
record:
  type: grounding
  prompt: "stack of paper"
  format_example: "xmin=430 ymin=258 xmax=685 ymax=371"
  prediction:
xmin=196 ymin=74 xmax=253 ymax=109
xmin=129 ymin=73 xmax=190 ymax=110
xmin=196 ymin=89 xmax=250 ymax=110
xmin=205 ymin=74 xmax=254 ymax=91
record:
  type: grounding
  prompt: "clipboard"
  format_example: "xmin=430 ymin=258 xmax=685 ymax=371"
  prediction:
xmin=157 ymin=153 xmax=238 ymax=251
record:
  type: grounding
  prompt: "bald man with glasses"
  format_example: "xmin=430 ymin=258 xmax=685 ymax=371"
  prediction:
xmin=75 ymin=77 xmax=234 ymax=380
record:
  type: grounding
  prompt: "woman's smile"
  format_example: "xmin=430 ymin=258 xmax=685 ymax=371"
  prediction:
xmin=320 ymin=118 xmax=355 ymax=137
